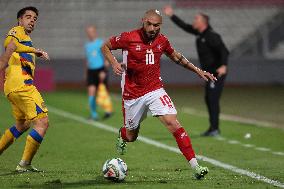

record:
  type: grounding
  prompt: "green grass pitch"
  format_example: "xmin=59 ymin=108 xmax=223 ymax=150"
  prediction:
xmin=0 ymin=86 xmax=283 ymax=189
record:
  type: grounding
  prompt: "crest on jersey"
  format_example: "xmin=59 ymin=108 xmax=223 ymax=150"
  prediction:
xmin=9 ymin=29 xmax=17 ymax=36
xmin=115 ymin=35 xmax=121 ymax=41
xmin=157 ymin=44 xmax=162 ymax=51
xmin=210 ymin=81 xmax=215 ymax=89
xmin=135 ymin=45 xmax=141 ymax=51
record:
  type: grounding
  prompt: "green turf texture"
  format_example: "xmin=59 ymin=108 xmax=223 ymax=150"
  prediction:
xmin=0 ymin=87 xmax=283 ymax=189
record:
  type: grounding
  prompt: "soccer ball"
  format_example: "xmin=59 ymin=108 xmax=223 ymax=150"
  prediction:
xmin=102 ymin=158 xmax=128 ymax=182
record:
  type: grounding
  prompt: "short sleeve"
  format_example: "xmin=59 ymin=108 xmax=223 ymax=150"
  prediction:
xmin=109 ymin=32 xmax=130 ymax=50
xmin=4 ymin=27 xmax=36 ymax=53
xmin=7 ymin=27 xmax=24 ymax=42
xmin=4 ymin=27 xmax=23 ymax=48
xmin=163 ymin=38 xmax=174 ymax=55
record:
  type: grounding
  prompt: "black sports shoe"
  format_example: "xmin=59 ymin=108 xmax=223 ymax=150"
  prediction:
xmin=201 ymin=129 xmax=220 ymax=137
xmin=103 ymin=112 xmax=113 ymax=120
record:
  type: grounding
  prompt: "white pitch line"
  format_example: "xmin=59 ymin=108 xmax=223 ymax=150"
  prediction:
xmin=215 ymin=136 xmax=226 ymax=141
xmin=182 ymin=107 xmax=284 ymax=156
xmin=273 ymin=152 xmax=284 ymax=156
xmin=255 ymin=147 xmax=271 ymax=152
xmin=48 ymin=105 xmax=284 ymax=188
xmin=182 ymin=107 xmax=280 ymax=128
xmin=242 ymin=144 xmax=255 ymax=148
xmin=228 ymin=140 xmax=240 ymax=144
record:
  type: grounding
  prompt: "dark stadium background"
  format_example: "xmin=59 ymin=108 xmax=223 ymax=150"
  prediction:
xmin=1 ymin=0 xmax=283 ymax=89
xmin=0 ymin=1 xmax=284 ymax=188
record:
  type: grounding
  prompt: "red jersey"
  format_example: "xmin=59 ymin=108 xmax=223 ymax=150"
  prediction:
xmin=110 ymin=28 xmax=174 ymax=100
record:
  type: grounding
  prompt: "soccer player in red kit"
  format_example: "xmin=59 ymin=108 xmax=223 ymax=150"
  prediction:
xmin=101 ymin=9 xmax=217 ymax=179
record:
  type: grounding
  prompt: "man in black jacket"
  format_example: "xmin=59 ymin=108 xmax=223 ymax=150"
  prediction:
xmin=164 ymin=5 xmax=229 ymax=136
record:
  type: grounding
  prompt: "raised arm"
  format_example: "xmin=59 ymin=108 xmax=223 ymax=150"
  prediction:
xmin=0 ymin=40 xmax=17 ymax=70
xmin=4 ymin=35 xmax=36 ymax=53
xmin=4 ymin=36 xmax=49 ymax=60
xmin=163 ymin=5 xmax=199 ymax=35
xmin=167 ymin=50 xmax=217 ymax=82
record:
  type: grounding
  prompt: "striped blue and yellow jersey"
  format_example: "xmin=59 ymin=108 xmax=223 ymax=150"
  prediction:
xmin=3 ymin=26 xmax=37 ymax=96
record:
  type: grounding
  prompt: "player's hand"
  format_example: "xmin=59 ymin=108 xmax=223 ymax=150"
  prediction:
xmin=163 ymin=5 xmax=174 ymax=17
xmin=216 ymin=65 xmax=227 ymax=77
xmin=6 ymin=39 xmax=17 ymax=53
xmin=112 ymin=62 xmax=124 ymax=76
xmin=197 ymin=70 xmax=217 ymax=82
xmin=35 ymin=49 xmax=50 ymax=60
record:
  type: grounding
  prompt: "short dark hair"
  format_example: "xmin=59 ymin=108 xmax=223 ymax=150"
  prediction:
xmin=17 ymin=6 xmax=39 ymax=19
xmin=200 ymin=13 xmax=210 ymax=24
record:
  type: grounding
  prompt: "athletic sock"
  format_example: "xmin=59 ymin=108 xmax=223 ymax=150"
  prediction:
xmin=120 ymin=127 xmax=129 ymax=142
xmin=88 ymin=96 xmax=98 ymax=118
xmin=189 ymin=158 xmax=199 ymax=169
xmin=21 ymin=129 xmax=43 ymax=165
xmin=97 ymin=83 xmax=113 ymax=113
xmin=0 ymin=126 xmax=23 ymax=154
xmin=173 ymin=127 xmax=198 ymax=168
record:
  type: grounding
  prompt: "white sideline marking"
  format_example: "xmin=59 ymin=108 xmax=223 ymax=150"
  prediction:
xmin=215 ymin=136 xmax=226 ymax=141
xmin=242 ymin=144 xmax=255 ymax=148
xmin=48 ymin=105 xmax=284 ymax=188
xmin=182 ymin=108 xmax=284 ymax=156
xmin=255 ymin=147 xmax=271 ymax=152
xmin=182 ymin=107 xmax=280 ymax=128
xmin=228 ymin=140 xmax=240 ymax=144
xmin=272 ymin=152 xmax=284 ymax=156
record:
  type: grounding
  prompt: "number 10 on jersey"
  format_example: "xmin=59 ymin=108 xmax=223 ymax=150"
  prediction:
xmin=146 ymin=49 xmax=154 ymax=65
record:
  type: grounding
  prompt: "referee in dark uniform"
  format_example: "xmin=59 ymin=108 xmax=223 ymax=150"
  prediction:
xmin=164 ymin=5 xmax=229 ymax=136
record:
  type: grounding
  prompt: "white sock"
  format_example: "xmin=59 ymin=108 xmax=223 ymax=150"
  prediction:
xmin=189 ymin=158 xmax=199 ymax=169
xmin=19 ymin=160 xmax=30 ymax=166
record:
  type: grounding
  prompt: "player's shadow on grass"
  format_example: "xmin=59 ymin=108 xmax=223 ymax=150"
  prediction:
xmin=16 ymin=176 xmax=172 ymax=189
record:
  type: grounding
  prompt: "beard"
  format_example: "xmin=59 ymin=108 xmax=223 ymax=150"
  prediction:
xmin=24 ymin=24 xmax=34 ymax=34
xmin=142 ymin=27 xmax=160 ymax=41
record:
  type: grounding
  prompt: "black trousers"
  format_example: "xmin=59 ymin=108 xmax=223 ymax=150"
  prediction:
xmin=205 ymin=75 xmax=226 ymax=131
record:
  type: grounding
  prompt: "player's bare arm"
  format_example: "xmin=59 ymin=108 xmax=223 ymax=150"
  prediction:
xmin=167 ymin=50 xmax=217 ymax=82
xmin=0 ymin=40 xmax=17 ymax=70
xmin=101 ymin=40 xmax=124 ymax=76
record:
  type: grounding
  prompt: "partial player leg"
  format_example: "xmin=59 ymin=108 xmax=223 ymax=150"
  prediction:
xmin=117 ymin=126 xmax=140 ymax=155
xmin=117 ymin=98 xmax=147 ymax=155
xmin=148 ymin=89 xmax=208 ymax=179
xmin=202 ymin=75 xmax=226 ymax=136
xmin=0 ymin=120 xmax=30 ymax=155
xmin=158 ymin=114 xmax=208 ymax=179
xmin=158 ymin=115 xmax=196 ymax=166
xmin=0 ymin=97 xmax=30 ymax=155
xmin=88 ymin=84 xmax=98 ymax=120
xmin=15 ymin=86 xmax=49 ymax=172
xmin=17 ymin=116 xmax=49 ymax=172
